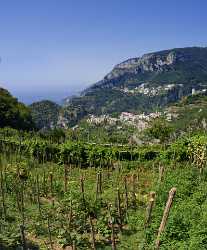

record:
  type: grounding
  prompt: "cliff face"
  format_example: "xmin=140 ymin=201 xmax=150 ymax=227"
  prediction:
xmin=36 ymin=47 xmax=207 ymax=129
xmin=105 ymin=50 xmax=178 ymax=80
xmin=82 ymin=47 xmax=207 ymax=94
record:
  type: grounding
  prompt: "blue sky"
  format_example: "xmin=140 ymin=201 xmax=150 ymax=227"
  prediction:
xmin=0 ymin=0 xmax=207 ymax=103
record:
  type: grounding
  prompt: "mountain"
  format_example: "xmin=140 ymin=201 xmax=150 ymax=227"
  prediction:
xmin=63 ymin=47 xmax=207 ymax=123
xmin=0 ymin=87 xmax=35 ymax=130
xmin=30 ymin=100 xmax=61 ymax=129
xmin=30 ymin=47 xmax=207 ymax=129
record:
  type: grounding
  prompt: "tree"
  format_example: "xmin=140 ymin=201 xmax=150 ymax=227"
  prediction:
xmin=0 ymin=88 xmax=35 ymax=130
xmin=144 ymin=118 xmax=174 ymax=143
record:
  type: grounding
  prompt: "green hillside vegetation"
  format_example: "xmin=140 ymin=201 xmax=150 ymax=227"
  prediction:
xmin=30 ymin=100 xmax=61 ymax=129
xmin=0 ymin=88 xmax=35 ymax=130
xmin=167 ymin=93 xmax=207 ymax=132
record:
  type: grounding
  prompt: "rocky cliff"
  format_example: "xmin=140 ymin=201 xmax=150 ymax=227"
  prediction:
xmin=33 ymin=47 xmax=207 ymax=129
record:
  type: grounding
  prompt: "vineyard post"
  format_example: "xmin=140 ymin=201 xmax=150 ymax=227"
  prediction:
xmin=145 ymin=191 xmax=156 ymax=227
xmin=117 ymin=188 xmax=122 ymax=229
xmin=64 ymin=164 xmax=68 ymax=193
xmin=20 ymin=181 xmax=25 ymax=225
xmin=72 ymin=240 xmax=76 ymax=250
xmin=36 ymin=174 xmax=41 ymax=216
xmin=107 ymin=163 xmax=110 ymax=179
xmin=0 ymin=166 xmax=6 ymax=219
xmin=108 ymin=204 xmax=116 ymax=250
xmin=132 ymin=174 xmax=137 ymax=209
xmin=158 ymin=165 xmax=164 ymax=184
xmin=89 ymin=214 xmax=96 ymax=250
xmin=49 ymin=172 xmax=53 ymax=197
xmin=67 ymin=200 xmax=73 ymax=231
xmin=96 ymin=172 xmax=100 ymax=201
xmin=15 ymin=189 xmax=21 ymax=213
xmin=47 ymin=215 xmax=54 ymax=250
xmin=155 ymin=187 xmax=176 ymax=249
xmin=99 ymin=171 xmax=102 ymax=194
xmin=20 ymin=224 xmax=26 ymax=250
xmin=80 ymin=176 xmax=86 ymax=210
xmin=124 ymin=176 xmax=129 ymax=210
xmin=43 ymin=170 xmax=46 ymax=196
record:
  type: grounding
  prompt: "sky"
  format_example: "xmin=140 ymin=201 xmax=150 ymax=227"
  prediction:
xmin=0 ymin=0 xmax=207 ymax=104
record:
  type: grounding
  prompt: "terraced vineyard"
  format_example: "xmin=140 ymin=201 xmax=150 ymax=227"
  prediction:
xmin=1 ymin=128 xmax=207 ymax=249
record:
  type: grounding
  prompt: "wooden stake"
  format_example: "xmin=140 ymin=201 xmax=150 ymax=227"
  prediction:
xmin=117 ymin=188 xmax=122 ymax=228
xmin=108 ymin=204 xmax=116 ymax=250
xmin=124 ymin=176 xmax=129 ymax=210
xmin=99 ymin=172 xmax=102 ymax=194
xmin=20 ymin=182 xmax=25 ymax=225
xmin=145 ymin=191 xmax=156 ymax=227
xmin=64 ymin=165 xmax=68 ymax=193
xmin=49 ymin=172 xmax=53 ymax=196
xmin=158 ymin=165 xmax=164 ymax=184
xmin=72 ymin=240 xmax=76 ymax=250
xmin=155 ymin=187 xmax=176 ymax=249
xmin=20 ymin=224 xmax=26 ymax=250
xmin=43 ymin=170 xmax=46 ymax=196
xmin=89 ymin=215 xmax=96 ymax=250
xmin=36 ymin=174 xmax=41 ymax=216
xmin=132 ymin=174 xmax=137 ymax=208
xmin=47 ymin=216 xmax=53 ymax=250
xmin=80 ymin=176 xmax=86 ymax=210
xmin=0 ymin=168 xmax=6 ymax=219
xmin=96 ymin=172 xmax=100 ymax=200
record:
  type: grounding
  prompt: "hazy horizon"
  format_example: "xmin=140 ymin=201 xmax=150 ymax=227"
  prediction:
xmin=0 ymin=0 xmax=207 ymax=104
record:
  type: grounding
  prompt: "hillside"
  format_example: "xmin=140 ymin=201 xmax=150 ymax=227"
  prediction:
xmin=62 ymin=47 xmax=207 ymax=126
xmin=0 ymin=87 xmax=35 ymax=130
xmin=166 ymin=92 xmax=207 ymax=132
xmin=30 ymin=100 xmax=61 ymax=129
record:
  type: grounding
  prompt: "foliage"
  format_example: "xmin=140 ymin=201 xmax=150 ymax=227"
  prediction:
xmin=0 ymin=128 xmax=207 ymax=249
xmin=30 ymin=100 xmax=61 ymax=129
xmin=0 ymin=88 xmax=35 ymax=130
xmin=144 ymin=118 xmax=174 ymax=143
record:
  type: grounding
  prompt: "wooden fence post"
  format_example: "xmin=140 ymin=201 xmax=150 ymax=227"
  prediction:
xmin=155 ymin=187 xmax=176 ymax=249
